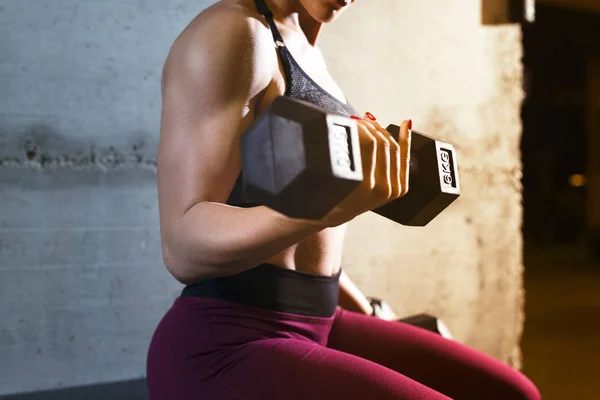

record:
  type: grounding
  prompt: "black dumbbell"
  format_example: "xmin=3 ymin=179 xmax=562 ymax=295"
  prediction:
xmin=240 ymin=96 xmax=460 ymax=226
xmin=398 ymin=314 xmax=454 ymax=339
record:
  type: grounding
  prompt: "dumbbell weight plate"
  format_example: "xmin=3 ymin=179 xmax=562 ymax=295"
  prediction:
xmin=240 ymin=96 xmax=363 ymax=220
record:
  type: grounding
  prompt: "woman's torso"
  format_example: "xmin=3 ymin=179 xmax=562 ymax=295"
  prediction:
xmin=225 ymin=0 xmax=358 ymax=277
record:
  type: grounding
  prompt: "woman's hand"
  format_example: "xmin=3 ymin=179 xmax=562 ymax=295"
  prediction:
xmin=339 ymin=271 xmax=399 ymax=321
xmin=368 ymin=297 xmax=400 ymax=321
xmin=321 ymin=113 xmax=412 ymax=228
xmin=338 ymin=270 xmax=375 ymax=315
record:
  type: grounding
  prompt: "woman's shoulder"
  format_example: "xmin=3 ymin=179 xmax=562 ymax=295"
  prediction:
xmin=177 ymin=0 xmax=273 ymax=48
xmin=164 ymin=0 xmax=275 ymax=74
xmin=161 ymin=0 xmax=276 ymax=108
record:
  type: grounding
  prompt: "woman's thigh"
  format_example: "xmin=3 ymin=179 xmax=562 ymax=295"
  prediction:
xmin=147 ymin=299 xmax=449 ymax=400
xmin=327 ymin=309 xmax=541 ymax=400
xmin=193 ymin=338 xmax=451 ymax=400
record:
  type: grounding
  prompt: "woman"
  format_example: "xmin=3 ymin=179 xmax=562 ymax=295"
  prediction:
xmin=147 ymin=0 xmax=541 ymax=398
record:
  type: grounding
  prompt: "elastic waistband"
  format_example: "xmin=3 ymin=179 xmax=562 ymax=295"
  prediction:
xmin=181 ymin=264 xmax=341 ymax=318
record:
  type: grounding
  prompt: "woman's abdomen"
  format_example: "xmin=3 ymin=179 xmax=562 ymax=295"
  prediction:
xmin=266 ymin=224 xmax=347 ymax=276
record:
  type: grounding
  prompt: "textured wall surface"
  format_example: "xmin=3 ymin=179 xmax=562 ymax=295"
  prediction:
xmin=0 ymin=0 xmax=198 ymax=395
xmin=321 ymin=0 xmax=525 ymax=366
xmin=0 ymin=0 xmax=524 ymax=395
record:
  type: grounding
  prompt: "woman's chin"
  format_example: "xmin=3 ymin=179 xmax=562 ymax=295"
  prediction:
xmin=316 ymin=8 xmax=344 ymax=23
xmin=303 ymin=0 xmax=349 ymax=23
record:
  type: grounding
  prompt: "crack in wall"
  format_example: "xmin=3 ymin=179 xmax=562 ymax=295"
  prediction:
xmin=0 ymin=124 xmax=158 ymax=171
xmin=0 ymin=147 xmax=157 ymax=171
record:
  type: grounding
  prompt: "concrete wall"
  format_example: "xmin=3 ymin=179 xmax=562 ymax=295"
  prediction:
xmin=0 ymin=0 xmax=525 ymax=396
xmin=323 ymin=0 xmax=525 ymax=366
xmin=0 ymin=0 xmax=198 ymax=395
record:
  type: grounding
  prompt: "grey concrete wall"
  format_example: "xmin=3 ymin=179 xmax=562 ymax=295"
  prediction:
xmin=0 ymin=0 xmax=207 ymax=395
xmin=0 ymin=0 xmax=526 ymax=396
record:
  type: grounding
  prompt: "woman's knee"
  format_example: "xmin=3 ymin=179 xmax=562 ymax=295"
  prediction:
xmin=504 ymin=369 xmax=542 ymax=400
xmin=466 ymin=361 xmax=541 ymax=400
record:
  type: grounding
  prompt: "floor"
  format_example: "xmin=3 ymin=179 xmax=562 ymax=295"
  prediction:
xmin=521 ymin=242 xmax=600 ymax=400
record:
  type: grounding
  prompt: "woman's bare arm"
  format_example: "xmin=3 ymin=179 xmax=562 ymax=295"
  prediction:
xmin=158 ymin=6 xmax=325 ymax=284
xmin=338 ymin=271 xmax=374 ymax=315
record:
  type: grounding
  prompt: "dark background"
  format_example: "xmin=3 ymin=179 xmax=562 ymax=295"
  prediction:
xmin=520 ymin=4 xmax=600 ymax=399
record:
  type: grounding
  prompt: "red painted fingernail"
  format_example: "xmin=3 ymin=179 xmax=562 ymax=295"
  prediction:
xmin=350 ymin=115 xmax=361 ymax=120
xmin=365 ymin=112 xmax=377 ymax=121
xmin=408 ymin=119 xmax=412 ymax=130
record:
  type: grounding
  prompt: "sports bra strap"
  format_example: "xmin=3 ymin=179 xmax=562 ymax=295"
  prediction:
xmin=253 ymin=0 xmax=286 ymax=46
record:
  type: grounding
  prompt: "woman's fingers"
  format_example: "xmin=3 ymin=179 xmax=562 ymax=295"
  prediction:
xmin=353 ymin=119 xmax=377 ymax=190
xmin=397 ymin=119 xmax=412 ymax=197
xmin=349 ymin=113 xmax=411 ymax=214
xmin=362 ymin=113 xmax=392 ymax=201
xmin=362 ymin=113 xmax=403 ymax=201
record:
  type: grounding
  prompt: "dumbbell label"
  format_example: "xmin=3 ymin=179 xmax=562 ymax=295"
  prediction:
xmin=330 ymin=124 xmax=354 ymax=172
xmin=436 ymin=142 xmax=460 ymax=194
xmin=440 ymin=151 xmax=452 ymax=185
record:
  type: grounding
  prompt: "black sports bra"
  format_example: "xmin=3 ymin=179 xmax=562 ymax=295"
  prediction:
xmin=225 ymin=0 xmax=359 ymax=207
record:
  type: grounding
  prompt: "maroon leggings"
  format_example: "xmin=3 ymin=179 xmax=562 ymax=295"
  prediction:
xmin=146 ymin=296 xmax=540 ymax=399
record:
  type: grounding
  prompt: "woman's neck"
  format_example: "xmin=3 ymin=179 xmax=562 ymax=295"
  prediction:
xmin=264 ymin=0 xmax=324 ymax=46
